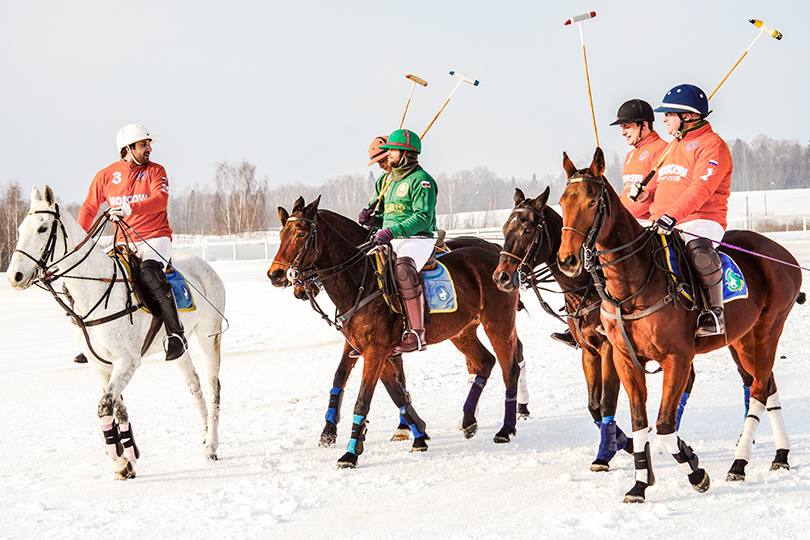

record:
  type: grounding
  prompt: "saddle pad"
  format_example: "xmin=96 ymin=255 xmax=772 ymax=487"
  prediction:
xmin=662 ymin=235 xmax=748 ymax=304
xmin=166 ymin=267 xmax=196 ymax=312
xmin=421 ymin=261 xmax=457 ymax=313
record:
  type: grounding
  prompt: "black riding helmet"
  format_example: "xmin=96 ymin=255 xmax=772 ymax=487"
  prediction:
xmin=609 ymin=99 xmax=655 ymax=126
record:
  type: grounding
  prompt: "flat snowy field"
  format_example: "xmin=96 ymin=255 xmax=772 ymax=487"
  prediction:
xmin=3 ymin=236 xmax=810 ymax=539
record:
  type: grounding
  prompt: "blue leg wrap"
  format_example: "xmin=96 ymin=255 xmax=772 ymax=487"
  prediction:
xmin=463 ymin=375 xmax=487 ymax=416
xmin=399 ymin=403 xmax=426 ymax=438
xmin=346 ymin=414 xmax=366 ymax=456
xmin=503 ymin=389 xmax=518 ymax=431
xmin=675 ymin=392 xmax=690 ymax=431
xmin=596 ymin=420 xmax=618 ymax=462
xmin=325 ymin=387 xmax=343 ymax=424
xmin=743 ymin=385 xmax=751 ymax=418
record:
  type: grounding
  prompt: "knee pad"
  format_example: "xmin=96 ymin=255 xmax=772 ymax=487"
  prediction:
xmin=139 ymin=259 xmax=170 ymax=294
xmin=686 ymin=238 xmax=721 ymax=282
xmin=394 ymin=257 xmax=420 ymax=290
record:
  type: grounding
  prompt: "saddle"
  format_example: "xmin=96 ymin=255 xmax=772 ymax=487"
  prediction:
xmin=111 ymin=245 xmax=196 ymax=314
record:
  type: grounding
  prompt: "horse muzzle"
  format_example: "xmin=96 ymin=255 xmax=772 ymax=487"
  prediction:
xmin=267 ymin=266 xmax=289 ymax=288
xmin=492 ymin=268 xmax=518 ymax=293
xmin=557 ymin=253 xmax=583 ymax=278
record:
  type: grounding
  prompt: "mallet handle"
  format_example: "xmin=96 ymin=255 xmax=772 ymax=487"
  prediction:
xmin=400 ymin=82 xmax=416 ymax=129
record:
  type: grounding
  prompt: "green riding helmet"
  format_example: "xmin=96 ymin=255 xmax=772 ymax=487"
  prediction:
xmin=378 ymin=129 xmax=421 ymax=154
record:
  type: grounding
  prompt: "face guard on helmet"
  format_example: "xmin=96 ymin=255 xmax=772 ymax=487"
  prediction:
xmin=367 ymin=136 xmax=389 ymax=166
xmin=653 ymin=84 xmax=711 ymax=116
xmin=378 ymin=129 xmax=421 ymax=154
xmin=610 ymin=99 xmax=655 ymax=126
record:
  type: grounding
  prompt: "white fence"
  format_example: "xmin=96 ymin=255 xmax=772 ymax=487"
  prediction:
xmin=173 ymin=214 xmax=810 ymax=263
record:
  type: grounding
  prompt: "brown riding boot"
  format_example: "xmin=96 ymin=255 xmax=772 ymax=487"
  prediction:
xmin=394 ymin=257 xmax=426 ymax=353
xmin=687 ymin=238 xmax=725 ymax=337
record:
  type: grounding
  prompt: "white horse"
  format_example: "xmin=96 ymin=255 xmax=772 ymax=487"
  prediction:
xmin=7 ymin=186 xmax=225 ymax=479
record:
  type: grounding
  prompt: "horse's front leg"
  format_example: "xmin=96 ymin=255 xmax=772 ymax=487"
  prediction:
xmin=320 ymin=341 xmax=359 ymax=448
xmin=656 ymin=357 xmax=710 ymax=495
xmin=337 ymin=349 xmax=387 ymax=469
xmin=98 ymin=357 xmax=141 ymax=480
xmin=588 ymin=340 xmax=632 ymax=472
xmin=380 ymin=354 xmax=429 ymax=451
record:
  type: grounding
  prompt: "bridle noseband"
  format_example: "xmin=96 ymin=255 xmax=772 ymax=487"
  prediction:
xmin=500 ymin=206 xmax=552 ymax=286
xmin=13 ymin=205 xmax=69 ymax=276
xmin=562 ymin=174 xmax=611 ymax=273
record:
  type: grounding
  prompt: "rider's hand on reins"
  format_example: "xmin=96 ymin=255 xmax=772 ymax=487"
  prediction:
xmin=652 ymin=214 xmax=676 ymax=235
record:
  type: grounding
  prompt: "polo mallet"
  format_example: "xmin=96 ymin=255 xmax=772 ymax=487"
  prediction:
xmin=399 ymin=74 xmax=428 ymax=129
xmin=630 ymin=18 xmax=783 ymax=200
xmin=709 ymin=19 xmax=783 ymax=99
xmin=564 ymin=11 xmax=599 ymax=147
xmin=420 ymin=71 xmax=479 ymax=139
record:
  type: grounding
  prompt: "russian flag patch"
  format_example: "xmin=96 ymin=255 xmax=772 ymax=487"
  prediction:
xmin=421 ymin=180 xmax=431 ymax=188
xmin=709 ymin=160 xmax=718 ymax=166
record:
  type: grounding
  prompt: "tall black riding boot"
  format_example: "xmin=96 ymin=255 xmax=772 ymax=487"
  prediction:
xmin=140 ymin=260 xmax=188 ymax=360
xmin=686 ymin=238 xmax=725 ymax=337
xmin=394 ymin=257 xmax=426 ymax=353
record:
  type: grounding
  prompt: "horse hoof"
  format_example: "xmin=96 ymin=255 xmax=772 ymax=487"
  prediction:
xmin=493 ymin=428 xmax=516 ymax=444
xmin=337 ymin=452 xmax=358 ymax=469
xmin=461 ymin=423 xmax=478 ymax=440
xmin=411 ymin=434 xmax=429 ymax=453
xmin=460 ymin=413 xmax=478 ymax=439
xmin=391 ymin=427 xmax=410 ymax=442
xmin=623 ymin=481 xmax=647 ymax=503
xmin=590 ymin=459 xmax=610 ymax=472
xmin=689 ymin=469 xmax=710 ymax=493
xmin=320 ymin=422 xmax=338 ymax=448
xmin=114 ymin=458 xmax=135 ymax=480
xmin=726 ymin=459 xmax=747 ymax=482
xmin=517 ymin=403 xmax=530 ymax=420
xmin=771 ymin=448 xmax=790 ymax=471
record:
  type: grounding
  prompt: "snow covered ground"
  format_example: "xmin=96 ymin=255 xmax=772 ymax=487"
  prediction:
xmin=3 ymin=238 xmax=810 ymax=539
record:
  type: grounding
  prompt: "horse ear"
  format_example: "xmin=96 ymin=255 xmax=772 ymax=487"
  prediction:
xmin=590 ymin=147 xmax=606 ymax=177
xmin=562 ymin=152 xmax=578 ymax=179
xmin=44 ymin=185 xmax=55 ymax=207
xmin=292 ymin=196 xmax=305 ymax=214
xmin=278 ymin=207 xmax=289 ymax=226
xmin=513 ymin=188 xmax=525 ymax=206
xmin=304 ymin=195 xmax=322 ymax=219
xmin=538 ymin=185 xmax=550 ymax=207
xmin=31 ymin=186 xmax=42 ymax=205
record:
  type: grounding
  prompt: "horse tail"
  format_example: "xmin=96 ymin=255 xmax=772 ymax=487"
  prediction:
xmin=797 ymin=292 xmax=806 ymax=305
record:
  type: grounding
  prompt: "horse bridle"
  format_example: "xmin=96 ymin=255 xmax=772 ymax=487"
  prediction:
xmin=13 ymin=206 xmax=69 ymax=274
xmin=499 ymin=206 xmax=552 ymax=286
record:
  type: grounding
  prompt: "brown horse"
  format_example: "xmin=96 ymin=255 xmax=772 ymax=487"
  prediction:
xmin=268 ymin=197 xmax=524 ymax=468
xmin=556 ymin=149 xmax=802 ymax=503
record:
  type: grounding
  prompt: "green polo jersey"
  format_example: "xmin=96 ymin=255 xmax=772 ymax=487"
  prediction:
xmin=370 ymin=168 xmax=437 ymax=238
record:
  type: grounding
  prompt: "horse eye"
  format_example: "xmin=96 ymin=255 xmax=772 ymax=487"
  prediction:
xmin=523 ymin=227 xmax=533 ymax=234
xmin=38 ymin=226 xmax=48 ymax=233
xmin=587 ymin=199 xmax=596 ymax=208
xmin=296 ymin=231 xmax=306 ymax=238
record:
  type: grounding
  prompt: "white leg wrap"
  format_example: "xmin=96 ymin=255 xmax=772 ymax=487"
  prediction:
xmin=735 ymin=398 xmax=765 ymax=461
xmin=766 ymin=392 xmax=791 ymax=450
xmin=658 ymin=432 xmax=693 ymax=475
xmin=633 ymin=428 xmax=650 ymax=484
xmin=517 ymin=360 xmax=530 ymax=404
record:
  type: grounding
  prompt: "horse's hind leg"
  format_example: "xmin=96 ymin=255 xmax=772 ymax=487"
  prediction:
xmin=450 ymin=324 xmax=496 ymax=440
xmin=480 ymin=317 xmax=520 ymax=444
xmin=380 ymin=355 xmax=429 ymax=452
xmin=321 ymin=341 xmax=359 ymax=448
xmin=114 ymin=397 xmax=140 ymax=466
xmin=181 ymin=329 xmax=221 ymax=460
xmin=515 ymin=337 xmax=530 ymax=419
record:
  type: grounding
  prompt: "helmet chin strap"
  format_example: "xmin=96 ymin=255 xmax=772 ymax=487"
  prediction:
xmin=127 ymin=145 xmax=145 ymax=166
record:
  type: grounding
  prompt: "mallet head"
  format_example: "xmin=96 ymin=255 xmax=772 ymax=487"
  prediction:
xmin=449 ymin=71 xmax=480 ymax=87
xmin=749 ymin=19 xmax=783 ymax=40
xmin=405 ymin=74 xmax=428 ymax=87
xmin=564 ymin=11 xmax=596 ymax=25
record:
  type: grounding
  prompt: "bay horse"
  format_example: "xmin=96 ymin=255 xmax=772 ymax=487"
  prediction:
xmin=556 ymin=149 xmax=802 ymax=503
xmin=307 ymin=237 xmax=530 ymax=449
xmin=8 ymin=186 xmax=225 ymax=479
xmin=268 ymin=197 xmax=523 ymax=468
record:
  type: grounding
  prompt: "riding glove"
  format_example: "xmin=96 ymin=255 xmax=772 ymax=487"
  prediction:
xmin=357 ymin=207 xmax=377 ymax=227
xmin=108 ymin=200 xmax=132 ymax=221
xmin=373 ymin=228 xmax=394 ymax=245
xmin=628 ymin=182 xmax=647 ymax=202
xmin=653 ymin=214 xmax=676 ymax=235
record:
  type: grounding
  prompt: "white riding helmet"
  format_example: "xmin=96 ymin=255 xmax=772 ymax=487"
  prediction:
xmin=116 ymin=124 xmax=159 ymax=151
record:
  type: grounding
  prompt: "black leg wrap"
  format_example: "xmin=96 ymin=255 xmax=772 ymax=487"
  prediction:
xmin=399 ymin=403 xmax=426 ymax=436
xmin=634 ymin=441 xmax=655 ymax=487
xmin=673 ymin=437 xmax=700 ymax=472
xmin=103 ymin=422 xmax=124 ymax=459
xmin=326 ymin=388 xmax=343 ymax=425
xmin=771 ymin=448 xmax=790 ymax=471
xmin=349 ymin=417 xmax=367 ymax=456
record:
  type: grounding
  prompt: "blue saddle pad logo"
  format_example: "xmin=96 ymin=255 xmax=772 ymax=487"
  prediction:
xmin=664 ymin=238 xmax=748 ymax=303
xmin=421 ymin=261 xmax=457 ymax=313
xmin=166 ymin=267 xmax=196 ymax=311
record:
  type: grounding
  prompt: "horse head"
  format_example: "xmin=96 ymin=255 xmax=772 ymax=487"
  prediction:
xmin=7 ymin=185 xmax=69 ymax=290
xmin=493 ymin=186 xmax=558 ymax=292
xmin=557 ymin=148 xmax=612 ymax=278
xmin=268 ymin=195 xmax=322 ymax=288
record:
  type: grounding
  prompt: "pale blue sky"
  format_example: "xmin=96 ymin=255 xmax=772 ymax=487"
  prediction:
xmin=1 ymin=1 xmax=805 ymax=204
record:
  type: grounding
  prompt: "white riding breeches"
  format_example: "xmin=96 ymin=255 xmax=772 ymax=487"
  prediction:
xmin=677 ymin=219 xmax=725 ymax=247
xmin=390 ymin=237 xmax=435 ymax=271
xmin=126 ymin=236 xmax=173 ymax=269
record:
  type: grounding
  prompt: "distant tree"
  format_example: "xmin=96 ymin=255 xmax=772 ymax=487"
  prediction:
xmin=213 ymin=160 xmax=269 ymax=235
xmin=0 ymin=181 xmax=27 ymax=271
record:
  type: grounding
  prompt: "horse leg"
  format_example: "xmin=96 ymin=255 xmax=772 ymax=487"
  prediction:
xmin=380 ymin=354 xmax=430 ymax=451
xmin=656 ymin=359 xmax=710 ymax=495
xmin=450 ymin=325 xmax=496 ymax=440
xmin=337 ymin=350 xmax=387 ymax=469
xmin=590 ymin=341 xmax=632 ymax=472
xmin=481 ymin=318 xmax=520 ymax=444
xmin=114 ymin=397 xmax=140 ymax=466
xmin=200 ymin=331 xmax=222 ymax=461
xmin=765 ymin=384 xmax=791 ymax=471
xmin=98 ymin=360 xmax=140 ymax=480
xmin=676 ymin=363 xmax=696 ymax=431
xmin=321 ymin=341 xmax=359 ymax=448
xmin=515 ymin=337 xmax=530 ymax=419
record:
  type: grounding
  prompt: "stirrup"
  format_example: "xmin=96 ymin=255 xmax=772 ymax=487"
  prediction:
xmin=395 ymin=329 xmax=425 ymax=353
xmin=696 ymin=309 xmax=725 ymax=337
xmin=163 ymin=333 xmax=188 ymax=361
xmin=551 ymin=331 xmax=579 ymax=350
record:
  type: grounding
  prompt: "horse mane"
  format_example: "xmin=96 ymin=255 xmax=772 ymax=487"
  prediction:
xmin=318 ymin=209 xmax=370 ymax=246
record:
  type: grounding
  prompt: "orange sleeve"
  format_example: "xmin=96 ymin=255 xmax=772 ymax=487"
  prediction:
xmin=130 ymin=164 xmax=169 ymax=216
xmin=77 ymin=169 xmax=105 ymax=232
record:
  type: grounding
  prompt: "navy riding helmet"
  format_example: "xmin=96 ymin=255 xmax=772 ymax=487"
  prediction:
xmin=653 ymin=84 xmax=711 ymax=116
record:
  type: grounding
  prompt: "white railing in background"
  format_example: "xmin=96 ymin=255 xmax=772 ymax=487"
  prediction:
xmin=173 ymin=214 xmax=810 ymax=262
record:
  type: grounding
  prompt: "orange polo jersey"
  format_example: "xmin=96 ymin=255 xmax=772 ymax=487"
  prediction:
xmin=618 ymin=131 xmax=668 ymax=220
xmin=649 ymin=122 xmax=732 ymax=229
xmin=77 ymin=160 xmax=173 ymax=241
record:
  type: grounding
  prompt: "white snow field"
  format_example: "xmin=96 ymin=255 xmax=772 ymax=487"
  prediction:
xmin=3 ymin=236 xmax=810 ymax=539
